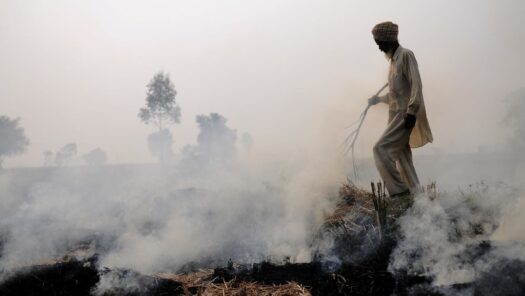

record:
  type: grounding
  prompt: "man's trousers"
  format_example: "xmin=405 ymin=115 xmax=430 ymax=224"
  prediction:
xmin=373 ymin=111 xmax=420 ymax=195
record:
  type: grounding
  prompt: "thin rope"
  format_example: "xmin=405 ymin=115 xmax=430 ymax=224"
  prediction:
xmin=344 ymin=83 xmax=388 ymax=180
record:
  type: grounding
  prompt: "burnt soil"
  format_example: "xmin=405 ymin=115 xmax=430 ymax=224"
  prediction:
xmin=0 ymin=242 xmax=434 ymax=296
xmin=1 ymin=242 xmax=525 ymax=295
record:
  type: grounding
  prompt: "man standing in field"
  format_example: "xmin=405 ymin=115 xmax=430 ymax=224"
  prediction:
xmin=368 ymin=21 xmax=433 ymax=197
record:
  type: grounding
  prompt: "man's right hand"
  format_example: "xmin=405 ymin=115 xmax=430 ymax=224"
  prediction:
xmin=368 ymin=95 xmax=379 ymax=106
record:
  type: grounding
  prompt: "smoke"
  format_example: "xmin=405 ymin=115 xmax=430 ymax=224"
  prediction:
xmin=0 ymin=119 xmax=342 ymax=283
xmin=389 ymin=181 xmax=525 ymax=288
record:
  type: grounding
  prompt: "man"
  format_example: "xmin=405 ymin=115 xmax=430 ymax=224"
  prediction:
xmin=368 ymin=21 xmax=433 ymax=197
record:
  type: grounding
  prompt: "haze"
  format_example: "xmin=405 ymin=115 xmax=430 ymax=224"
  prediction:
xmin=1 ymin=0 xmax=524 ymax=167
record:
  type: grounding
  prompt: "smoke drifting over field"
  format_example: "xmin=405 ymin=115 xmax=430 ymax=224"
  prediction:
xmin=0 ymin=150 xmax=342 ymax=278
xmin=1 ymin=0 xmax=525 ymax=294
xmin=390 ymin=183 xmax=525 ymax=285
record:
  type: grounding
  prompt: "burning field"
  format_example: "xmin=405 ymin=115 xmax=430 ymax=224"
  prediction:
xmin=2 ymin=1 xmax=525 ymax=294
xmin=1 ymin=165 xmax=524 ymax=296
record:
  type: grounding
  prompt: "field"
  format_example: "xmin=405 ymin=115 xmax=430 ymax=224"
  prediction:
xmin=0 ymin=151 xmax=524 ymax=295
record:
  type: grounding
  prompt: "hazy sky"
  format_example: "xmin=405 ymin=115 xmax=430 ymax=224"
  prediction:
xmin=1 ymin=0 xmax=524 ymax=167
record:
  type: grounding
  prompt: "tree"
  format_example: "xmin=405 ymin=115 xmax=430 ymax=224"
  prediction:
xmin=180 ymin=113 xmax=237 ymax=169
xmin=0 ymin=116 xmax=29 ymax=168
xmin=43 ymin=150 xmax=54 ymax=166
xmin=82 ymin=148 xmax=107 ymax=166
xmin=138 ymin=72 xmax=181 ymax=131
xmin=138 ymin=72 xmax=181 ymax=162
xmin=147 ymin=129 xmax=173 ymax=161
xmin=504 ymin=87 xmax=525 ymax=151
xmin=195 ymin=113 xmax=237 ymax=161
xmin=55 ymin=143 xmax=77 ymax=166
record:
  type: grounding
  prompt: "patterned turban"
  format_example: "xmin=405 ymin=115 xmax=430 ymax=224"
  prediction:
xmin=372 ymin=21 xmax=398 ymax=42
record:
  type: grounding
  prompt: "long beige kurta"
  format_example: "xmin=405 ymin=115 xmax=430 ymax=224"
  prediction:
xmin=374 ymin=45 xmax=433 ymax=195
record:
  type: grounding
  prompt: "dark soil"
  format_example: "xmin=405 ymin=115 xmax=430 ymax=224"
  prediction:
xmin=2 ymin=245 xmax=525 ymax=295
xmin=0 ymin=256 xmax=183 ymax=296
xmin=0 ymin=258 xmax=100 ymax=296
xmin=211 ymin=238 xmax=441 ymax=296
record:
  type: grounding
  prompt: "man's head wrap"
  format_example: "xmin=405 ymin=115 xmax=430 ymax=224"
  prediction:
xmin=372 ymin=21 xmax=398 ymax=42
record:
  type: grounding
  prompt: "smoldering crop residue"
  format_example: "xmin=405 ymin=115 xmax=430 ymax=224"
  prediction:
xmin=0 ymin=158 xmax=338 ymax=280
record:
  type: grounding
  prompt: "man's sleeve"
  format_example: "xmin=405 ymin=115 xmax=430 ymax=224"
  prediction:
xmin=377 ymin=93 xmax=389 ymax=104
xmin=404 ymin=51 xmax=423 ymax=115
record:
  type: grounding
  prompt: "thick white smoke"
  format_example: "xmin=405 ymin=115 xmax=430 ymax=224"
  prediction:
xmin=0 ymin=148 xmax=342 ymax=281
xmin=389 ymin=181 xmax=525 ymax=288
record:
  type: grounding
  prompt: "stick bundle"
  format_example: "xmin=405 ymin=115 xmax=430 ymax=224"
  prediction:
xmin=344 ymin=83 xmax=388 ymax=180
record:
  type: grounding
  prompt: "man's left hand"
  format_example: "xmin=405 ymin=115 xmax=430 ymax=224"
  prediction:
xmin=404 ymin=113 xmax=416 ymax=129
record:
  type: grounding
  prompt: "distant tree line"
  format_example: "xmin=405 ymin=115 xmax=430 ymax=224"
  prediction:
xmin=6 ymin=72 xmax=523 ymax=169
xmin=138 ymin=71 xmax=251 ymax=168
xmin=44 ymin=144 xmax=107 ymax=167
xmin=2 ymin=70 xmax=255 ymax=169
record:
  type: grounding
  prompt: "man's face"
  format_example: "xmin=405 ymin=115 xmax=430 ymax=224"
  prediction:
xmin=374 ymin=39 xmax=391 ymax=53
xmin=375 ymin=39 xmax=394 ymax=60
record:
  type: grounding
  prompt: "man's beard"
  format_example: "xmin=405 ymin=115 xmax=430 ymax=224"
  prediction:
xmin=384 ymin=49 xmax=394 ymax=60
